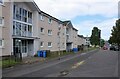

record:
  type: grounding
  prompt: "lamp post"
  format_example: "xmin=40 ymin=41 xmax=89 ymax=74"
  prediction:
xmin=18 ymin=39 xmax=22 ymax=61
xmin=58 ymin=26 xmax=61 ymax=60
xmin=86 ymin=35 xmax=89 ymax=51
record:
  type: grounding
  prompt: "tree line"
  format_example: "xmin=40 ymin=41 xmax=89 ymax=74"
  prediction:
xmin=90 ymin=27 xmax=105 ymax=47
xmin=108 ymin=19 xmax=120 ymax=48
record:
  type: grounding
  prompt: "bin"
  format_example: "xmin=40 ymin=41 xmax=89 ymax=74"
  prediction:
xmin=73 ymin=48 xmax=78 ymax=53
xmin=43 ymin=51 xmax=47 ymax=58
xmin=38 ymin=51 xmax=43 ymax=57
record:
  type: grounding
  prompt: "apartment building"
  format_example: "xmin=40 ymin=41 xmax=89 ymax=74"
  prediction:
xmin=1 ymin=0 xmax=67 ymax=57
xmin=77 ymin=35 xmax=86 ymax=46
xmin=38 ymin=11 xmax=66 ymax=52
xmin=72 ymin=28 xmax=78 ymax=49
xmin=63 ymin=21 xmax=78 ymax=51
xmin=77 ymin=35 xmax=87 ymax=51
xmin=1 ymin=0 xmax=81 ymax=57
xmin=0 ymin=0 xmax=4 ymax=56
xmin=2 ymin=1 xmax=41 ymax=57
xmin=84 ymin=37 xmax=91 ymax=46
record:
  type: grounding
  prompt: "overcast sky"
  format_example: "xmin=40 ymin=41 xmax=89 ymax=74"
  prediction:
xmin=34 ymin=0 xmax=118 ymax=40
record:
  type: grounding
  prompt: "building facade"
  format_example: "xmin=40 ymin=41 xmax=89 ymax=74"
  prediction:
xmin=1 ymin=0 xmax=83 ymax=57
xmin=63 ymin=21 xmax=78 ymax=51
xmin=77 ymin=35 xmax=86 ymax=46
xmin=38 ymin=11 xmax=66 ymax=52
xmin=0 ymin=0 xmax=4 ymax=56
xmin=84 ymin=37 xmax=91 ymax=46
xmin=2 ymin=1 xmax=41 ymax=57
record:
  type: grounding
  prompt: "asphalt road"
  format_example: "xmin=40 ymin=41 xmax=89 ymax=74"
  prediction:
xmin=3 ymin=49 xmax=118 ymax=77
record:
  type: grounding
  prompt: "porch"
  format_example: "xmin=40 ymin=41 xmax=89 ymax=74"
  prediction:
xmin=13 ymin=38 xmax=34 ymax=58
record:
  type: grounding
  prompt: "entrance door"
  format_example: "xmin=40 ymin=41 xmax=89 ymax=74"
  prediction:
xmin=13 ymin=39 xmax=22 ymax=58
xmin=28 ymin=40 xmax=33 ymax=56
xmin=66 ymin=43 xmax=72 ymax=52
xmin=22 ymin=40 xmax=28 ymax=57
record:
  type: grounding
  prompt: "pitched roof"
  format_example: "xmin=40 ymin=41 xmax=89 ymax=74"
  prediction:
xmin=63 ymin=20 xmax=73 ymax=28
xmin=40 ymin=11 xmax=63 ymax=23
xmin=73 ymin=27 xmax=78 ymax=31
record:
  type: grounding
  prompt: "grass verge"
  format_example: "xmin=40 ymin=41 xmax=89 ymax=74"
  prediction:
xmin=1 ymin=59 xmax=21 ymax=68
xmin=1 ymin=47 xmax=98 ymax=68
xmin=46 ymin=47 xmax=98 ymax=60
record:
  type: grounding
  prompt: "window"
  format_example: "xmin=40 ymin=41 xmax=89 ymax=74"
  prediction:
xmin=21 ymin=24 xmax=27 ymax=36
xmin=48 ymin=30 xmax=52 ymax=35
xmin=48 ymin=42 xmax=52 ymax=47
xmin=0 ymin=18 xmax=2 ymax=24
xmin=13 ymin=5 xmax=16 ymax=19
xmin=40 ymin=15 xmax=44 ymax=21
xmin=13 ymin=5 xmax=31 ymax=23
xmin=15 ymin=22 xmax=21 ymax=36
xmin=0 ymin=39 xmax=4 ymax=47
xmin=63 ymin=43 xmax=64 ymax=45
xmin=57 ymin=32 xmax=60 ymax=36
xmin=28 ymin=25 xmax=32 ymax=36
xmin=0 ymin=0 xmax=3 ymax=4
xmin=40 ymin=28 xmax=44 ymax=33
xmin=0 ymin=17 xmax=4 ymax=26
xmin=40 ymin=42 xmax=44 ymax=47
xmin=22 ymin=40 xmax=27 ymax=53
xmin=0 ymin=40 xmax=2 ymax=46
xmin=28 ymin=11 xmax=32 ymax=23
xmin=13 ymin=21 xmax=16 ymax=35
xmin=16 ymin=7 xmax=21 ymax=21
xmin=22 ymin=9 xmax=27 ymax=22
xmin=58 ymin=23 xmax=61 ymax=27
xmin=48 ymin=18 xmax=52 ymax=24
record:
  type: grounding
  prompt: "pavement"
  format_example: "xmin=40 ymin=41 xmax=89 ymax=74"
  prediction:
xmin=22 ymin=56 xmax=46 ymax=64
xmin=2 ymin=49 xmax=119 ymax=77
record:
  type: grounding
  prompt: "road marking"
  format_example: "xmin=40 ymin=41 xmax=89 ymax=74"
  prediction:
xmin=72 ymin=60 xmax=85 ymax=69
xmin=80 ymin=53 xmax=86 ymax=56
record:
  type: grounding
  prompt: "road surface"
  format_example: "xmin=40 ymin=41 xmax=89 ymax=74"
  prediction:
xmin=3 ymin=49 xmax=118 ymax=77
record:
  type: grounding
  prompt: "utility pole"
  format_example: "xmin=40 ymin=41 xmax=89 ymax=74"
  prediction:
xmin=58 ymin=25 xmax=61 ymax=60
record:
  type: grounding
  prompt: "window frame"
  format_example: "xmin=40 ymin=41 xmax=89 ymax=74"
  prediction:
xmin=0 ymin=0 xmax=4 ymax=5
xmin=40 ymin=27 xmax=44 ymax=33
xmin=48 ymin=42 xmax=52 ymax=47
xmin=48 ymin=18 xmax=52 ymax=24
xmin=48 ymin=30 xmax=52 ymax=35
xmin=0 ymin=39 xmax=4 ymax=48
xmin=0 ymin=17 xmax=4 ymax=26
xmin=40 ymin=15 xmax=44 ymax=21
xmin=40 ymin=41 xmax=44 ymax=47
xmin=28 ymin=11 xmax=32 ymax=23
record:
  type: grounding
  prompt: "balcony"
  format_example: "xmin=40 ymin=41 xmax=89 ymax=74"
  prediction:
xmin=28 ymin=18 xmax=32 ymax=24
xmin=66 ymin=33 xmax=69 ymax=36
xmin=13 ymin=28 xmax=32 ymax=37
xmin=66 ymin=31 xmax=69 ymax=35
xmin=28 ymin=32 xmax=32 ymax=37
xmin=66 ymin=36 xmax=72 ymax=43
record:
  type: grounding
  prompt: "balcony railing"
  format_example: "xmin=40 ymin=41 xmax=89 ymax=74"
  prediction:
xmin=66 ymin=36 xmax=72 ymax=43
xmin=28 ymin=18 xmax=32 ymax=24
xmin=28 ymin=32 xmax=32 ymax=37
xmin=13 ymin=26 xmax=32 ymax=37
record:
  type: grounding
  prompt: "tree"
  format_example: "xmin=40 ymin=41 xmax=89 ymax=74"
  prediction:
xmin=108 ymin=36 xmax=113 ymax=44
xmin=90 ymin=27 xmax=101 ymax=46
xmin=100 ymin=39 xmax=105 ymax=47
xmin=109 ymin=19 xmax=120 ymax=48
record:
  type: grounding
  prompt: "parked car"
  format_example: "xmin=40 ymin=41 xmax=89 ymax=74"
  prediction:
xmin=103 ymin=46 xmax=108 ymax=50
xmin=110 ymin=45 xmax=120 ymax=51
xmin=114 ymin=46 xmax=120 ymax=51
xmin=110 ymin=46 xmax=115 ymax=51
